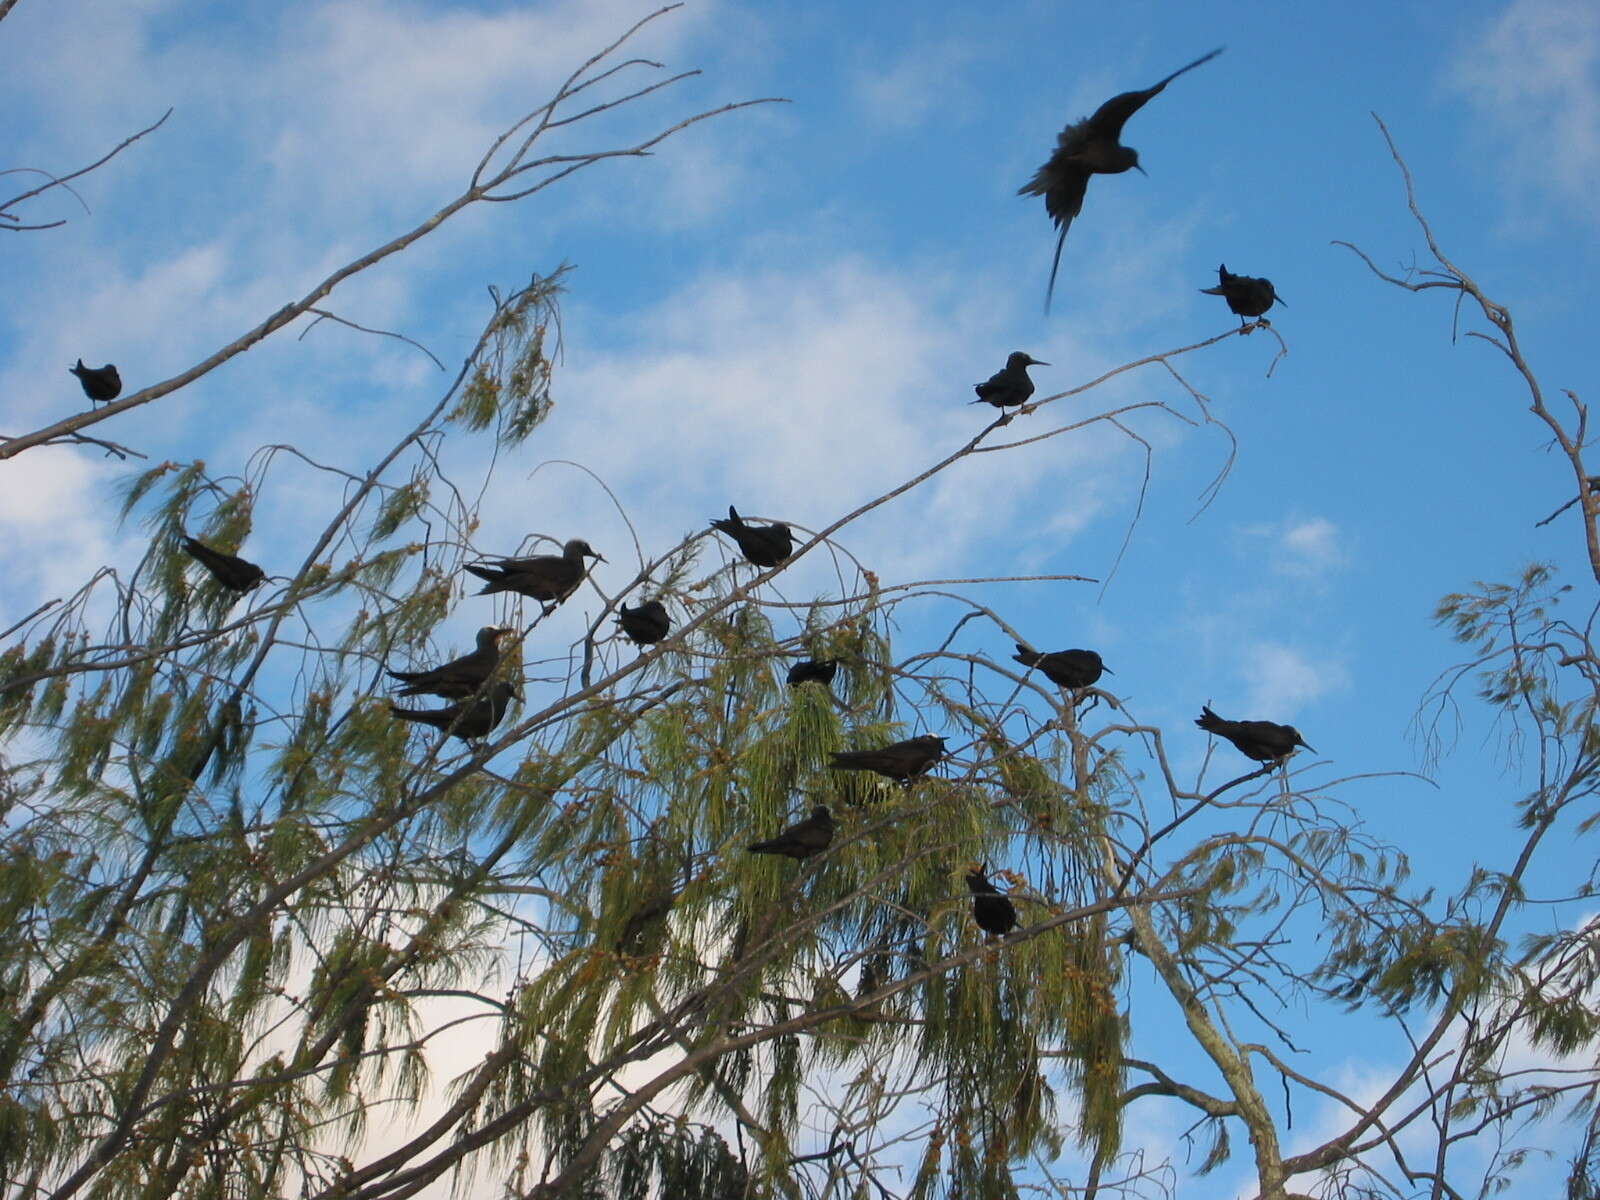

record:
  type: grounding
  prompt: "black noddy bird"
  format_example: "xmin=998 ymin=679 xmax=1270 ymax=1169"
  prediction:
xmin=747 ymin=805 xmax=835 ymax=860
xmin=386 ymin=625 xmax=511 ymax=699
xmin=70 ymin=360 xmax=122 ymax=403
xmin=830 ymin=734 xmax=948 ymax=783
xmin=973 ymin=352 xmax=1049 ymax=411
xmin=618 ymin=599 xmax=671 ymax=645
xmin=180 ymin=536 xmax=266 ymax=593
xmin=1195 ymin=705 xmax=1314 ymax=766
xmin=710 ymin=506 xmax=794 ymax=568
xmin=464 ymin=538 xmax=603 ymax=615
xmin=966 ymin=866 xmax=1019 ymax=938
xmin=390 ymin=680 xmax=518 ymax=741
xmin=1013 ymin=644 xmax=1110 ymax=690
xmin=1200 ymin=263 xmax=1284 ymax=327
xmin=787 ymin=659 xmax=838 ymax=688
xmin=1019 ymin=47 xmax=1225 ymax=311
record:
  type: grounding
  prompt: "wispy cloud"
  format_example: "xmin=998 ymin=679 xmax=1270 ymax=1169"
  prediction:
xmin=851 ymin=38 xmax=980 ymax=131
xmin=0 ymin=447 xmax=125 ymax=602
xmin=1241 ymin=640 xmax=1348 ymax=719
xmin=1450 ymin=0 xmax=1600 ymax=221
xmin=1241 ymin=515 xmax=1350 ymax=581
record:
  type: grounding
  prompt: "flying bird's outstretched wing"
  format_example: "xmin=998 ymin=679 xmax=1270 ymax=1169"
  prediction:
xmin=1083 ymin=47 xmax=1225 ymax=141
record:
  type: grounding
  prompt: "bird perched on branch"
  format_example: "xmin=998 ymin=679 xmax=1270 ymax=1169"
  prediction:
xmin=390 ymin=680 xmax=518 ymax=741
xmin=710 ymin=506 xmax=793 ymax=569
xmin=973 ymin=352 xmax=1049 ymax=413
xmin=464 ymin=538 xmax=603 ymax=615
xmin=966 ymin=866 xmax=1019 ymax=938
xmin=787 ymin=659 xmax=838 ymax=688
xmin=1195 ymin=705 xmax=1314 ymax=766
xmin=180 ymin=536 xmax=266 ymax=593
xmin=1019 ymin=48 xmax=1224 ymax=311
xmin=1200 ymin=264 xmax=1284 ymax=327
xmin=618 ymin=599 xmax=671 ymax=645
xmin=386 ymin=625 xmax=511 ymax=699
xmin=830 ymin=734 xmax=948 ymax=783
xmin=1013 ymin=644 xmax=1109 ymax=690
xmin=747 ymin=805 xmax=835 ymax=860
xmin=70 ymin=360 xmax=122 ymax=403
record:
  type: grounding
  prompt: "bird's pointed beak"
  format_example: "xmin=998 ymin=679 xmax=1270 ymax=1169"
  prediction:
xmin=1274 ymin=294 xmax=1288 ymax=306
xmin=1297 ymin=738 xmax=1317 ymax=753
xmin=1133 ymin=163 xmax=1148 ymax=177
xmin=1027 ymin=358 xmax=1050 ymax=366
xmin=593 ymin=553 xmax=608 ymax=564
xmin=1102 ymin=665 xmax=1115 ymax=674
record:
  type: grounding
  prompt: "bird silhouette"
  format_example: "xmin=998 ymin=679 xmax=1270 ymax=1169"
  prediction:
xmin=710 ymin=506 xmax=794 ymax=568
xmin=787 ymin=659 xmax=838 ymax=688
xmin=618 ymin=599 xmax=671 ymax=645
xmin=747 ymin=805 xmax=835 ymax=860
xmin=1019 ymin=48 xmax=1224 ymax=310
xmin=1013 ymin=644 xmax=1109 ymax=689
xmin=390 ymin=680 xmax=518 ymax=741
xmin=180 ymin=536 xmax=266 ymax=593
xmin=1195 ymin=705 xmax=1314 ymax=766
xmin=464 ymin=538 xmax=603 ymax=615
xmin=1200 ymin=264 xmax=1284 ymax=327
xmin=830 ymin=734 xmax=948 ymax=783
xmin=386 ymin=625 xmax=511 ymax=699
xmin=974 ymin=352 xmax=1049 ymax=412
xmin=966 ymin=866 xmax=1019 ymax=938
xmin=69 ymin=360 xmax=122 ymax=403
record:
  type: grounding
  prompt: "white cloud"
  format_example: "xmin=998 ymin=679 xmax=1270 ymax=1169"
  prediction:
xmin=1451 ymin=0 xmax=1600 ymax=219
xmin=0 ymin=447 xmax=124 ymax=604
xmin=1242 ymin=640 xmax=1348 ymax=717
xmin=1240 ymin=516 xmax=1349 ymax=581
xmin=464 ymin=253 xmax=1181 ymax=614
xmin=851 ymin=39 xmax=979 ymax=131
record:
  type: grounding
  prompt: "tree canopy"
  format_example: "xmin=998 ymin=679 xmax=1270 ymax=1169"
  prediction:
xmin=4 ymin=6 xmax=1600 ymax=1200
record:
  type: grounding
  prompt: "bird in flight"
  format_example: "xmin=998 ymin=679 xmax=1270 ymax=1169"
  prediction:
xmin=1019 ymin=48 xmax=1224 ymax=311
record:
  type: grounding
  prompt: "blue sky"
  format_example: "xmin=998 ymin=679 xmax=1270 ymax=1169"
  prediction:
xmin=3 ymin=0 xmax=1599 ymax=1193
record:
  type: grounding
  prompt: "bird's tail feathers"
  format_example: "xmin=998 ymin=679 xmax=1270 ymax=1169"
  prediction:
xmin=1044 ymin=224 xmax=1069 ymax=314
xmin=462 ymin=563 xmax=504 ymax=584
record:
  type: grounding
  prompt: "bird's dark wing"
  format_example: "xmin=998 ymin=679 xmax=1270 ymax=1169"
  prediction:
xmin=1025 ymin=160 xmax=1088 ymax=312
xmin=1019 ymin=122 xmax=1095 ymax=312
xmin=1082 ymin=47 xmax=1225 ymax=141
xmin=1019 ymin=143 xmax=1092 ymax=228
